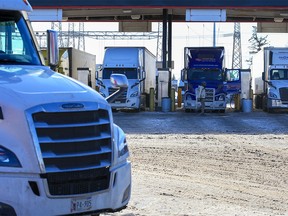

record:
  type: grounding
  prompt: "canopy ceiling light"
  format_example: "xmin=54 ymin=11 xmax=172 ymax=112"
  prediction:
xmin=123 ymin=9 xmax=132 ymax=13
xmin=131 ymin=15 xmax=141 ymax=20
xmin=274 ymin=17 xmax=284 ymax=22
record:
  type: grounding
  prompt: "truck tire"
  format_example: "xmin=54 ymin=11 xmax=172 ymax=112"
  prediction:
xmin=140 ymin=94 xmax=147 ymax=111
xmin=263 ymin=95 xmax=273 ymax=113
xmin=262 ymin=95 xmax=268 ymax=112
xmin=267 ymin=108 xmax=273 ymax=113
xmin=255 ymin=95 xmax=262 ymax=109
xmin=219 ymin=109 xmax=225 ymax=113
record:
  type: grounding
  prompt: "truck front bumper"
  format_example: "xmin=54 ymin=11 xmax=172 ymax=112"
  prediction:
xmin=184 ymin=99 xmax=226 ymax=110
xmin=0 ymin=161 xmax=131 ymax=216
xmin=111 ymin=97 xmax=140 ymax=110
xmin=268 ymin=98 xmax=288 ymax=109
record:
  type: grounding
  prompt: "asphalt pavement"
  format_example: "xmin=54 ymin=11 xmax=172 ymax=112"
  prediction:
xmin=112 ymin=108 xmax=288 ymax=135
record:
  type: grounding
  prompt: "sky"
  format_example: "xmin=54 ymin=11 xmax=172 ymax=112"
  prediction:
xmin=32 ymin=22 xmax=288 ymax=80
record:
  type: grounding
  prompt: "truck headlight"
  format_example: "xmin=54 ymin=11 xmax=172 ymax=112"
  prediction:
xmin=186 ymin=94 xmax=192 ymax=100
xmin=269 ymin=92 xmax=278 ymax=99
xmin=218 ymin=95 xmax=225 ymax=101
xmin=113 ymin=124 xmax=129 ymax=164
xmin=118 ymin=137 xmax=129 ymax=158
xmin=0 ymin=146 xmax=21 ymax=167
xmin=130 ymin=91 xmax=138 ymax=97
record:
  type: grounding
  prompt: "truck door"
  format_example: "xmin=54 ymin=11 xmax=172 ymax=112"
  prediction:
xmin=225 ymin=69 xmax=241 ymax=94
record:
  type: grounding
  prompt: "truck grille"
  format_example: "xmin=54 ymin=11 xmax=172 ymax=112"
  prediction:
xmin=205 ymin=88 xmax=214 ymax=102
xmin=279 ymin=87 xmax=288 ymax=103
xmin=108 ymin=87 xmax=127 ymax=103
xmin=32 ymin=109 xmax=112 ymax=196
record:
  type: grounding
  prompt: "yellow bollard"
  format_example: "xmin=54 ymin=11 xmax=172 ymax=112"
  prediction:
xmin=234 ymin=94 xmax=241 ymax=111
xmin=171 ymin=88 xmax=175 ymax=112
xmin=95 ymin=85 xmax=100 ymax=92
xmin=149 ymin=88 xmax=155 ymax=112
xmin=177 ymin=88 xmax=182 ymax=108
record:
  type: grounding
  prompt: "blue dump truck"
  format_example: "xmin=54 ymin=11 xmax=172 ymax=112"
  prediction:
xmin=181 ymin=47 xmax=241 ymax=113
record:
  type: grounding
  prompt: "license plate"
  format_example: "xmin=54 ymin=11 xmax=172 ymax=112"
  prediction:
xmin=71 ymin=197 xmax=92 ymax=213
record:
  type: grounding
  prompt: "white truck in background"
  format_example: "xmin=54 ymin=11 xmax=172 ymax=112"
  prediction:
xmin=42 ymin=47 xmax=97 ymax=89
xmin=0 ymin=1 xmax=131 ymax=215
xmin=251 ymin=47 xmax=288 ymax=112
xmin=97 ymin=47 xmax=157 ymax=111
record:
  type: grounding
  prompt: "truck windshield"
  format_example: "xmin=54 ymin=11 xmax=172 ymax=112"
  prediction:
xmin=103 ymin=68 xmax=138 ymax=79
xmin=187 ymin=68 xmax=223 ymax=81
xmin=0 ymin=11 xmax=41 ymax=65
xmin=270 ymin=69 xmax=288 ymax=80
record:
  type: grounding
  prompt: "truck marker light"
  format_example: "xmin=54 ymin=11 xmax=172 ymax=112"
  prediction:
xmin=23 ymin=0 xmax=29 ymax=5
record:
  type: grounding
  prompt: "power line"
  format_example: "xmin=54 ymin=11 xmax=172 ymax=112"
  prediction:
xmin=35 ymin=29 xmax=160 ymax=50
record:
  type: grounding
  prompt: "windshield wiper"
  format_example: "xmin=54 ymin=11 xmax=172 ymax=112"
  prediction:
xmin=0 ymin=59 xmax=33 ymax=65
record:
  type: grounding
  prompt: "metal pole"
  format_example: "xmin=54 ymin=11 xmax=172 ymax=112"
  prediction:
xmin=213 ymin=22 xmax=216 ymax=47
xmin=168 ymin=13 xmax=172 ymax=98
xmin=162 ymin=9 xmax=168 ymax=69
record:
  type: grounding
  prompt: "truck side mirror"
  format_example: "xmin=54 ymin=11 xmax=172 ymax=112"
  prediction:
xmin=261 ymin=72 xmax=265 ymax=81
xmin=95 ymin=68 xmax=106 ymax=89
xmin=106 ymin=74 xmax=128 ymax=103
xmin=181 ymin=69 xmax=187 ymax=81
xmin=47 ymin=30 xmax=59 ymax=71
xmin=95 ymin=70 xmax=99 ymax=79
xmin=139 ymin=71 xmax=146 ymax=83
xmin=143 ymin=71 xmax=146 ymax=80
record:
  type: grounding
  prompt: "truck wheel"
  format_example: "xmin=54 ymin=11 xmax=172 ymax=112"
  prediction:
xmin=185 ymin=109 xmax=190 ymax=113
xmin=255 ymin=95 xmax=261 ymax=109
xmin=262 ymin=96 xmax=268 ymax=112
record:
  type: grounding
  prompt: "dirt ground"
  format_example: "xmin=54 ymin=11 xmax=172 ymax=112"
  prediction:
xmin=104 ymin=111 xmax=288 ymax=216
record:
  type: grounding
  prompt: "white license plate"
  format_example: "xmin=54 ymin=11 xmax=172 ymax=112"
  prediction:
xmin=71 ymin=197 xmax=92 ymax=213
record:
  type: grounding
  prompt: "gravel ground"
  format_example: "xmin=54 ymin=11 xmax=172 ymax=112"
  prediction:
xmin=103 ymin=110 xmax=288 ymax=216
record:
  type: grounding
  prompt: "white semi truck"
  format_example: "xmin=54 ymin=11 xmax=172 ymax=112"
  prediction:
xmin=0 ymin=1 xmax=131 ymax=215
xmin=42 ymin=47 xmax=97 ymax=89
xmin=97 ymin=47 xmax=157 ymax=111
xmin=251 ymin=47 xmax=288 ymax=112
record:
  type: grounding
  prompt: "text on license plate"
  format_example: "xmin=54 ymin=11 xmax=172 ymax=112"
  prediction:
xmin=71 ymin=197 xmax=92 ymax=213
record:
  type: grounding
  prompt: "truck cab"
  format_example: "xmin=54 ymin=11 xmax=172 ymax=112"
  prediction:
xmin=262 ymin=65 xmax=288 ymax=111
xmin=253 ymin=47 xmax=288 ymax=112
xmin=181 ymin=47 xmax=241 ymax=112
xmin=97 ymin=47 xmax=156 ymax=111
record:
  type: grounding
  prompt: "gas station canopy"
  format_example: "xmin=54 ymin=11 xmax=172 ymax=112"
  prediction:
xmin=28 ymin=0 xmax=288 ymax=23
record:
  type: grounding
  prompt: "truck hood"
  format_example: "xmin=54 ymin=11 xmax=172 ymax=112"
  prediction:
xmin=0 ymin=65 xmax=110 ymax=174
xmin=270 ymin=80 xmax=288 ymax=88
xmin=0 ymin=65 xmax=107 ymax=107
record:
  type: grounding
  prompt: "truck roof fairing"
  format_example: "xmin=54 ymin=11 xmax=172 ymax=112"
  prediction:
xmin=0 ymin=0 xmax=33 ymax=12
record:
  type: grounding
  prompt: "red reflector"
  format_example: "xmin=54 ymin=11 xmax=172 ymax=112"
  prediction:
xmin=23 ymin=0 xmax=29 ymax=5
